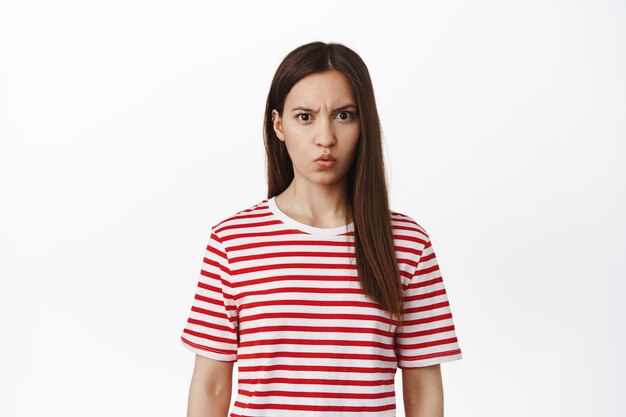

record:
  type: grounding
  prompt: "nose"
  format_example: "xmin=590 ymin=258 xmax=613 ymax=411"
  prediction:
xmin=314 ymin=117 xmax=336 ymax=147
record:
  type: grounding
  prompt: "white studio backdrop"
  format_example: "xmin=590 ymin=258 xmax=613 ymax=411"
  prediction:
xmin=1 ymin=1 xmax=625 ymax=416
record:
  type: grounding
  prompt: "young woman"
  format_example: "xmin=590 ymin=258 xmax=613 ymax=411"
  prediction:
xmin=180 ymin=41 xmax=463 ymax=417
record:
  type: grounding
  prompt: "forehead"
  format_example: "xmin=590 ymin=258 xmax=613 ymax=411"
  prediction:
xmin=285 ymin=70 xmax=355 ymax=106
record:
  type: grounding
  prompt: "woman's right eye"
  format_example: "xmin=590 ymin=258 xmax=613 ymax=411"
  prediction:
xmin=295 ymin=113 xmax=312 ymax=122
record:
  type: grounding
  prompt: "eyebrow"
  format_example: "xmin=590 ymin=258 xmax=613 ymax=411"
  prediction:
xmin=290 ymin=103 xmax=357 ymax=113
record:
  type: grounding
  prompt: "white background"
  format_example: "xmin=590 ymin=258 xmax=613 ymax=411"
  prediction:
xmin=1 ymin=1 xmax=625 ymax=416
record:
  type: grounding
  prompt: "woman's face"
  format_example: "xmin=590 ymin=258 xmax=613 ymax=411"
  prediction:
xmin=272 ymin=69 xmax=360 ymax=186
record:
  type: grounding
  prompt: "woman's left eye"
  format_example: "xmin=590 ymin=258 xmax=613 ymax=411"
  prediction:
xmin=337 ymin=111 xmax=353 ymax=120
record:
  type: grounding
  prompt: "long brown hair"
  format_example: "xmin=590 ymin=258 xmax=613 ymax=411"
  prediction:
xmin=263 ymin=41 xmax=404 ymax=329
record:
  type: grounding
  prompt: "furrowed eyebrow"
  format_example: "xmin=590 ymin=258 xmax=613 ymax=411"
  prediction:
xmin=290 ymin=104 xmax=357 ymax=113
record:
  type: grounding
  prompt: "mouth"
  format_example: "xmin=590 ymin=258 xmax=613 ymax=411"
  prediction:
xmin=316 ymin=155 xmax=336 ymax=162
xmin=315 ymin=158 xmax=336 ymax=169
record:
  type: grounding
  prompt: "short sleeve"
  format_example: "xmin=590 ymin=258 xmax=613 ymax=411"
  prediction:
xmin=180 ymin=228 xmax=239 ymax=362
xmin=395 ymin=233 xmax=463 ymax=368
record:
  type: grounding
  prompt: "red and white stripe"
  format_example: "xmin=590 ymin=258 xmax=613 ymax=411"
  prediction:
xmin=181 ymin=197 xmax=462 ymax=417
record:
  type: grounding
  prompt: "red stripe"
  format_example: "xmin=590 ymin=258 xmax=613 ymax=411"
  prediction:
xmin=399 ymin=348 xmax=463 ymax=363
xmin=396 ymin=336 xmax=459 ymax=350
xmin=233 ymin=261 xmax=359 ymax=276
xmin=240 ymin=323 xmax=394 ymax=337
xmin=396 ymin=324 xmax=457 ymax=338
xmin=404 ymin=287 xmax=447 ymax=302
xmin=180 ymin=335 xmax=236 ymax=356
xmin=239 ymin=337 xmax=393 ymax=350
xmin=414 ymin=261 xmax=440 ymax=276
xmin=190 ymin=306 xmax=237 ymax=324
xmin=236 ymin=387 xmax=396 ymax=398
xmin=239 ymin=311 xmax=398 ymax=325
xmin=183 ymin=328 xmax=237 ymax=345
xmin=237 ymin=363 xmax=397 ymax=374
xmin=237 ymin=376 xmax=394 ymax=387
xmin=186 ymin=317 xmax=237 ymax=334
xmin=403 ymin=302 xmax=452 ymax=317
xmin=235 ymin=350 xmax=399 ymax=363
xmin=232 ymin=401 xmax=396 ymax=413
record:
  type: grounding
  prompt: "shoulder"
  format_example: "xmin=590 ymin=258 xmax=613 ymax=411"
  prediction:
xmin=390 ymin=208 xmax=431 ymax=244
xmin=209 ymin=197 xmax=270 ymax=237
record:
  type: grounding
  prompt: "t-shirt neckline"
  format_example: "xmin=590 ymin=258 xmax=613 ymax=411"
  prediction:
xmin=267 ymin=196 xmax=354 ymax=236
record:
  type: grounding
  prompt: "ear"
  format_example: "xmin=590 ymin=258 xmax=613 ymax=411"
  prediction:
xmin=271 ymin=109 xmax=284 ymax=141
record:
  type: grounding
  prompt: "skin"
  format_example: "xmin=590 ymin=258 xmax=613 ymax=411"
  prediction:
xmin=271 ymin=69 xmax=360 ymax=227
xmin=187 ymin=68 xmax=445 ymax=417
xmin=187 ymin=355 xmax=233 ymax=417
xmin=402 ymin=364 xmax=445 ymax=417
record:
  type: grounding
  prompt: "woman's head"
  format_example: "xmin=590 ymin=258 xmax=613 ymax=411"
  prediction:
xmin=271 ymin=69 xmax=360 ymax=190
xmin=263 ymin=41 xmax=404 ymax=327
xmin=264 ymin=41 xmax=384 ymax=202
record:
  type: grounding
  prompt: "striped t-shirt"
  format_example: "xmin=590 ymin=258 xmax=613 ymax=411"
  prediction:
xmin=180 ymin=196 xmax=463 ymax=417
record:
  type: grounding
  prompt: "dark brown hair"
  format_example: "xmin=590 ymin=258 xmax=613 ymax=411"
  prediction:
xmin=263 ymin=41 xmax=404 ymax=329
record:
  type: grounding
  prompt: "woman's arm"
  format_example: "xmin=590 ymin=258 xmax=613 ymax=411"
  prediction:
xmin=402 ymin=364 xmax=444 ymax=417
xmin=187 ymin=354 xmax=234 ymax=417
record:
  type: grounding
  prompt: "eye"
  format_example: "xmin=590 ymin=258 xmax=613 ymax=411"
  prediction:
xmin=295 ymin=113 xmax=312 ymax=122
xmin=337 ymin=111 xmax=354 ymax=120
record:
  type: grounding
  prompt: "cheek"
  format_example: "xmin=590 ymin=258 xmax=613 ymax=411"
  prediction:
xmin=346 ymin=129 xmax=361 ymax=158
xmin=282 ymin=120 xmax=305 ymax=142
xmin=339 ymin=120 xmax=359 ymax=135
xmin=283 ymin=138 xmax=307 ymax=164
xmin=341 ymin=124 xmax=360 ymax=146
